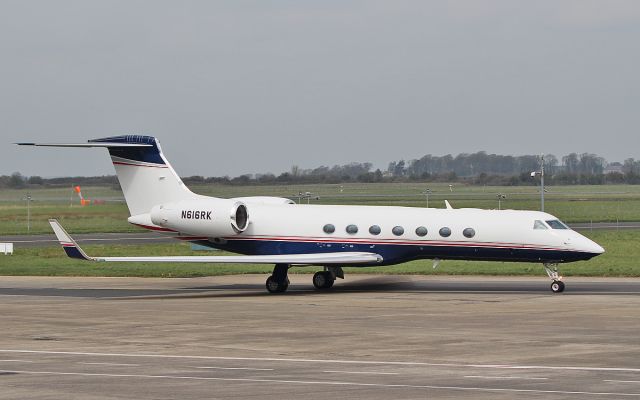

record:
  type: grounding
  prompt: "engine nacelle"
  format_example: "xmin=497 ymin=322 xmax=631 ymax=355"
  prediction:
xmin=150 ymin=198 xmax=249 ymax=237
xmin=231 ymin=196 xmax=295 ymax=205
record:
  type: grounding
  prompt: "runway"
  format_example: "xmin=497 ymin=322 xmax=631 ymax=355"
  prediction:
xmin=0 ymin=275 xmax=639 ymax=399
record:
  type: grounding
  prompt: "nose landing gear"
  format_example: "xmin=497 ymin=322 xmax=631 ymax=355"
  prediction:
xmin=544 ymin=263 xmax=565 ymax=293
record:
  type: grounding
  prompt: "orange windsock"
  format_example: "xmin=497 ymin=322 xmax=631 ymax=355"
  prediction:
xmin=74 ymin=186 xmax=81 ymax=193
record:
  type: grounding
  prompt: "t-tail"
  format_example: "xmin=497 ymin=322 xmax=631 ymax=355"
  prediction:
xmin=17 ymin=135 xmax=200 ymax=216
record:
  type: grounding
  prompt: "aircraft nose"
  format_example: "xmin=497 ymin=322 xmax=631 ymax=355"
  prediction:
xmin=577 ymin=235 xmax=605 ymax=255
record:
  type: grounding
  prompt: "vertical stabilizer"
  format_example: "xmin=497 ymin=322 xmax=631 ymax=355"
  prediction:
xmin=88 ymin=135 xmax=199 ymax=215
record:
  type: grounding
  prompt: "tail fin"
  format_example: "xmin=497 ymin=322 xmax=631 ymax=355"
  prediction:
xmin=89 ymin=135 xmax=198 ymax=215
xmin=18 ymin=135 xmax=199 ymax=215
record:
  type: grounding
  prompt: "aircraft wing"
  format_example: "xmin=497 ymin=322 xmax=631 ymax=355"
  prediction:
xmin=49 ymin=219 xmax=383 ymax=265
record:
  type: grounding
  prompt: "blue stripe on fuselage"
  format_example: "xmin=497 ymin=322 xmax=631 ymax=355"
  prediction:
xmin=191 ymin=239 xmax=598 ymax=265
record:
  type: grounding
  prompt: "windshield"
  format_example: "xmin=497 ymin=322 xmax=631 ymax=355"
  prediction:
xmin=546 ymin=219 xmax=570 ymax=230
xmin=533 ymin=220 xmax=548 ymax=230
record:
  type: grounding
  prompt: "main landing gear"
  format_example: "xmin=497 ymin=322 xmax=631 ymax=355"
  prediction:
xmin=265 ymin=263 xmax=290 ymax=294
xmin=544 ymin=263 xmax=565 ymax=293
xmin=312 ymin=267 xmax=344 ymax=290
xmin=265 ymin=265 xmax=345 ymax=293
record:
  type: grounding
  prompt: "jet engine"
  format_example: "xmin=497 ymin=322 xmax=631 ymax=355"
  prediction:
xmin=150 ymin=199 xmax=249 ymax=237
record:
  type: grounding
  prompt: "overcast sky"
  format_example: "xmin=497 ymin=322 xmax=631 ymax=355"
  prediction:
xmin=1 ymin=0 xmax=639 ymax=177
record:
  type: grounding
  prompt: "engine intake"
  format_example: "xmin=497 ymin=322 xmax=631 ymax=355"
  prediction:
xmin=150 ymin=199 xmax=250 ymax=237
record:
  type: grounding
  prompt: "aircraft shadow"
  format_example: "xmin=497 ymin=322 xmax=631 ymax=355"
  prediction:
xmin=1 ymin=277 xmax=637 ymax=300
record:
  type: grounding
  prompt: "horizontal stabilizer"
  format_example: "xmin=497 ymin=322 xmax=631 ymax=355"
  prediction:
xmin=16 ymin=142 xmax=151 ymax=148
xmin=49 ymin=220 xmax=383 ymax=265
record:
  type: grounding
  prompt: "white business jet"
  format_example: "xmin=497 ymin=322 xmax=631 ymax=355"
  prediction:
xmin=19 ymin=136 xmax=604 ymax=293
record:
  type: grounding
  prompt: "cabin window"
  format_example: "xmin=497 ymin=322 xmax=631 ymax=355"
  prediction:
xmin=323 ymin=224 xmax=335 ymax=234
xmin=463 ymin=228 xmax=476 ymax=238
xmin=533 ymin=220 xmax=548 ymax=230
xmin=369 ymin=225 xmax=381 ymax=235
xmin=392 ymin=226 xmax=404 ymax=236
xmin=546 ymin=220 xmax=569 ymax=230
xmin=415 ymin=226 xmax=428 ymax=237
xmin=346 ymin=224 xmax=358 ymax=234
xmin=439 ymin=227 xmax=451 ymax=237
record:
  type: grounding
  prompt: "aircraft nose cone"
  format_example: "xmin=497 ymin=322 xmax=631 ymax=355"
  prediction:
xmin=580 ymin=236 xmax=605 ymax=255
xmin=592 ymin=242 xmax=605 ymax=255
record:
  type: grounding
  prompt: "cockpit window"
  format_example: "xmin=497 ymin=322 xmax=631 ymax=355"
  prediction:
xmin=546 ymin=220 xmax=569 ymax=230
xmin=533 ymin=220 xmax=548 ymax=230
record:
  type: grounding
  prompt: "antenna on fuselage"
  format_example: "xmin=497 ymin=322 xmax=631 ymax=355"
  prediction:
xmin=444 ymin=200 xmax=453 ymax=210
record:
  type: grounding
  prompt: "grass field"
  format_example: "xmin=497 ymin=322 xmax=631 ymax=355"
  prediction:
xmin=2 ymin=183 xmax=640 ymax=235
xmin=0 ymin=230 xmax=636 ymax=278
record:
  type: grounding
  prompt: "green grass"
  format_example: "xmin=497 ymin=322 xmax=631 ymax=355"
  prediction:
xmin=2 ymin=183 xmax=640 ymax=235
xmin=0 ymin=230 xmax=636 ymax=278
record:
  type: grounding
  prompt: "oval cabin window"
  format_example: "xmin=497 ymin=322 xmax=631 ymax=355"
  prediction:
xmin=323 ymin=224 xmax=335 ymax=234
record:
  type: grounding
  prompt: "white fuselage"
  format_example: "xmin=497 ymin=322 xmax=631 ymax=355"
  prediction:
xmin=138 ymin=199 xmax=605 ymax=266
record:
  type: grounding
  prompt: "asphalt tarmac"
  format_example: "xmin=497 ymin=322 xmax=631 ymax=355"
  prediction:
xmin=0 ymin=275 xmax=639 ymax=399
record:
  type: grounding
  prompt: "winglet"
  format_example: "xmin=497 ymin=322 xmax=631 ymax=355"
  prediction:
xmin=49 ymin=219 xmax=93 ymax=261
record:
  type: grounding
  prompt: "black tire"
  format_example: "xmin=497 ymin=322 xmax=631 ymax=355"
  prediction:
xmin=313 ymin=271 xmax=335 ymax=289
xmin=324 ymin=276 xmax=334 ymax=288
xmin=266 ymin=276 xmax=288 ymax=293
xmin=312 ymin=272 xmax=327 ymax=289
xmin=550 ymin=280 xmax=565 ymax=293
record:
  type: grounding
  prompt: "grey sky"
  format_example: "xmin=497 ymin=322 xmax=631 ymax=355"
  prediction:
xmin=1 ymin=0 xmax=639 ymax=177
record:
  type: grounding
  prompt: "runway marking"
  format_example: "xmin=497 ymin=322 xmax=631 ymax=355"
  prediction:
xmin=11 ymin=237 xmax=169 ymax=244
xmin=323 ymin=370 xmax=399 ymax=375
xmin=1 ymin=349 xmax=639 ymax=373
xmin=606 ymin=380 xmax=640 ymax=384
xmin=465 ymin=375 xmax=548 ymax=380
xmin=79 ymin=362 xmax=140 ymax=367
xmin=0 ymin=360 xmax=33 ymax=363
xmin=193 ymin=366 xmax=274 ymax=371
xmin=1 ymin=369 xmax=638 ymax=397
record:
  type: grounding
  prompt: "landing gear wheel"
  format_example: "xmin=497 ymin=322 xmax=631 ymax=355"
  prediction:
xmin=266 ymin=276 xmax=289 ymax=293
xmin=313 ymin=271 xmax=334 ymax=289
xmin=550 ymin=280 xmax=565 ymax=293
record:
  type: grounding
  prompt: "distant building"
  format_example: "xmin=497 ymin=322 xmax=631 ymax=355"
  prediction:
xmin=604 ymin=162 xmax=623 ymax=175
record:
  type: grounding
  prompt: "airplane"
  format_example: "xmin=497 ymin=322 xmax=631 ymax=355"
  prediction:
xmin=18 ymin=135 xmax=604 ymax=294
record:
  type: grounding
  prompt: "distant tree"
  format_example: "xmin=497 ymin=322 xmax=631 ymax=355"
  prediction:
xmin=562 ymin=153 xmax=579 ymax=174
xmin=8 ymin=172 xmax=25 ymax=188
xmin=27 ymin=175 xmax=44 ymax=185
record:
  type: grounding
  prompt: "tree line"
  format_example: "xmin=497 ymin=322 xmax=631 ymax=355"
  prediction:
xmin=3 ymin=152 xmax=640 ymax=188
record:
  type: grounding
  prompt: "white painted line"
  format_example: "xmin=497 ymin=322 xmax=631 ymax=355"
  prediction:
xmin=0 ymin=360 xmax=33 ymax=363
xmin=324 ymin=370 xmax=399 ymax=375
xmin=606 ymin=380 xmax=640 ymax=384
xmin=465 ymin=375 xmax=548 ymax=380
xmin=79 ymin=362 xmax=140 ymax=367
xmin=193 ymin=366 xmax=274 ymax=371
xmin=1 ymin=349 xmax=638 ymax=373
xmin=1 ymin=369 xmax=638 ymax=397
xmin=12 ymin=237 xmax=169 ymax=244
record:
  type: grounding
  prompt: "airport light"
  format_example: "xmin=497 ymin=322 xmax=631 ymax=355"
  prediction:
xmin=530 ymin=154 xmax=545 ymax=212
xmin=497 ymin=193 xmax=506 ymax=210
xmin=295 ymin=191 xmax=318 ymax=204
xmin=423 ymin=188 xmax=432 ymax=208
xmin=23 ymin=193 xmax=33 ymax=233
